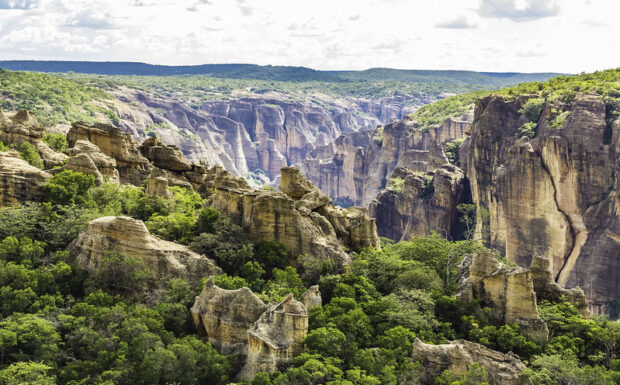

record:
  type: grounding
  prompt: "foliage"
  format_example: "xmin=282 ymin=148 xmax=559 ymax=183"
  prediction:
xmin=444 ymin=138 xmax=464 ymax=164
xmin=520 ymin=97 xmax=544 ymax=122
xmin=18 ymin=142 xmax=43 ymax=169
xmin=42 ymin=132 xmax=68 ymax=154
xmin=517 ymin=121 xmax=537 ymax=139
xmin=43 ymin=170 xmax=95 ymax=206
xmin=387 ymin=177 xmax=404 ymax=193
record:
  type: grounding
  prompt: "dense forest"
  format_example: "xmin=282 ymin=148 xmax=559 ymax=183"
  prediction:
xmin=0 ymin=68 xmax=619 ymax=385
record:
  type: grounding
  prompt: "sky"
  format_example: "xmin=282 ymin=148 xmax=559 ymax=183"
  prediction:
xmin=0 ymin=0 xmax=618 ymax=73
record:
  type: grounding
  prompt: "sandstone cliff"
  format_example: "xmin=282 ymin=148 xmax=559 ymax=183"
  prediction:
xmin=370 ymin=165 xmax=466 ymax=241
xmin=0 ymin=150 xmax=52 ymax=206
xmin=457 ymin=250 xmax=549 ymax=343
xmin=205 ymin=166 xmax=380 ymax=271
xmin=466 ymin=93 xmax=619 ymax=313
xmin=68 ymin=216 xmax=221 ymax=282
xmin=191 ymin=278 xmax=310 ymax=377
xmin=411 ymin=338 xmax=527 ymax=385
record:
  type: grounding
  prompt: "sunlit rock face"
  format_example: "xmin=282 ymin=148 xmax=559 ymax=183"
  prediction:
xmin=0 ymin=150 xmax=51 ymax=206
xmin=466 ymin=93 xmax=619 ymax=313
xmin=411 ymin=338 xmax=527 ymax=385
xmin=68 ymin=216 xmax=221 ymax=282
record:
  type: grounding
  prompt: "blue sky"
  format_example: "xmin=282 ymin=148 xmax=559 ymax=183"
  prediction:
xmin=0 ymin=0 xmax=617 ymax=73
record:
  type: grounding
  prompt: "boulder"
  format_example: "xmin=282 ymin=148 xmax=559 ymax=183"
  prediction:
xmin=411 ymin=338 xmax=527 ymax=385
xmin=64 ymin=140 xmax=119 ymax=185
xmin=300 ymin=285 xmax=322 ymax=311
xmin=0 ymin=150 xmax=52 ymax=206
xmin=457 ymin=250 xmax=549 ymax=343
xmin=140 ymin=136 xmax=193 ymax=171
xmin=68 ymin=216 xmax=221 ymax=282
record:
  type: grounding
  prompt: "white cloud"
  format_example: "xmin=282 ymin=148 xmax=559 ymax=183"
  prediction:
xmin=435 ymin=14 xmax=478 ymax=29
xmin=478 ymin=0 xmax=560 ymax=21
xmin=0 ymin=0 xmax=37 ymax=9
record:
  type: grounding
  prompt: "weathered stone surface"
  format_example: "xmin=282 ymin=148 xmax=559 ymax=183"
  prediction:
xmin=140 ymin=137 xmax=193 ymax=171
xmin=465 ymin=93 xmax=619 ymax=313
xmin=370 ymin=165 xmax=466 ymax=241
xmin=191 ymin=279 xmax=309 ymax=377
xmin=145 ymin=175 xmax=171 ymax=198
xmin=529 ymin=255 xmax=590 ymax=317
xmin=240 ymin=294 xmax=308 ymax=378
xmin=301 ymin=285 xmax=322 ymax=311
xmin=191 ymin=277 xmax=269 ymax=356
xmin=300 ymin=113 xmax=471 ymax=207
xmin=68 ymin=216 xmax=221 ymax=282
xmin=457 ymin=250 xmax=549 ymax=343
xmin=0 ymin=150 xmax=52 ymax=206
xmin=64 ymin=140 xmax=119 ymax=185
xmin=67 ymin=122 xmax=151 ymax=185
xmin=411 ymin=338 xmax=527 ymax=385
xmin=206 ymin=167 xmax=380 ymax=270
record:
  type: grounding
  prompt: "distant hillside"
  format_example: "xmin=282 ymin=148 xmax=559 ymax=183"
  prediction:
xmin=0 ymin=60 xmax=563 ymax=85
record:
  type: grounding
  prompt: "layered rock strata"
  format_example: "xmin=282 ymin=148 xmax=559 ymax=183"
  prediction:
xmin=68 ymin=216 xmax=221 ymax=282
xmin=411 ymin=338 xmax=527 ymax=385
xmin=457 ymin=250 xmax=549 ymax=343
xmin=0 ymin=150 xmax=52 ymax=206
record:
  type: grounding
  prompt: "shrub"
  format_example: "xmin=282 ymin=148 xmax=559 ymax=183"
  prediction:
xmin=444 ymin=138 xmax=464 ymax=164
xmin=18 ymin=142 xmax=43 ymax=169
xmin=517 ymin=121 xmax=537 ymax=139
xmin=42 ymin=133 xmax=68 ymax=154
xmin=43 ymin=170 xmax=95 ymax=206
xmin=388 ymin=177 xmax=404 ymax=193
xmin=550 ymin=111 xmax=571 ymax=129
xmin=520 ymin=97 xmax=544 ymax=122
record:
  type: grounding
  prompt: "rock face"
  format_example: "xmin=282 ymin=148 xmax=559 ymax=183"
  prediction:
xmin=370 ymin=165 xmax=467 ymax=241
xmin=240 ymin=294 xmax=308 ymax=378
xmin=206 ymin=166 xmax=380 ymax=270
xmin=0 ymin=109 xmax=68 ymax=169
xmin=300 ymin=285 xmax=322 ymax=311
xmin=191 ymin=278 xmax=309 ymax=377
xmin=64 ymin=140 xmax=119 ymax=185
xmin=68 ymin=216 xmax=221 ymax=282
xmin=0 ymin=150 xmax=52 ymax=206
xmin=411 ymin=338 xmax=527 ymax=385
xmin=457 ymin=250 xmax=549 ymax=343
xmin=68 ymin=122 xmax=151 ymax=185
xmin=466 ymin=93 xmax=619 ymax=313
xmin=300 ymin=114 xmax=471 ymax=208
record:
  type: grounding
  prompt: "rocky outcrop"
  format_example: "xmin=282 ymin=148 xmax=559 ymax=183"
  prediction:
xmin=191 ymin=278 xmax=309 ymax=377
xmin=529 ymin=255 xmax=590 ymax=317
xmin=68 ymin=122 xmax=151 ymax=185
xmin=370 ymin=165 xmax=466 ymax=241
xmin=68 ymin=216 xmax=221 ymax=282
xmin=139 ymin=136 xmax=192 ymax=171
xmin=300 ymin=285 xmax=322 ymax=311
xmin=191 ymin=277 xmax=270 ymax=356
xmin=206 ymin=167 xmax=380 ymax=271
xmin=300 ymin=114 xmax=471 ymax=208
xmin=240 ymin=294 xmax=308 ymax=378
xmin=0 ymin=109 xmax=68 ymax=169
xmin=457 ymin=250 xmax=548 ymax=343
xmin=64 ymin=140 xmax=119 ymax=185
xmin=466 ymin=93 xmax=619 ymax=313
xmin=0 ymin=150 xmax=52 ymax=206
xmin=411 ymin=338 xmax=527 ymax=385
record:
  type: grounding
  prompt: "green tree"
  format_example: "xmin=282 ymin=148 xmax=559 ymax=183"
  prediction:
xmin=42 ymin=132 xmax=68 ymax=154
xmin=43 ymin=170 xmax=95 ymax=206
xmin=0 ymin=362 xmax=56 ymax=385
xmin=18 ymin=142 xmax=43 ymax=169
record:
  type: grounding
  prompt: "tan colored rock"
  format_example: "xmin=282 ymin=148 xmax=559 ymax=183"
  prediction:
xmin=301 ymin=285 xmax=322 ymax=311
xmin=465 ymin=93 xmax=619 ymax=313
xmin=67 ymin=122 xmax=151 ymax=185
xmin=0 ymin=150 xmax=52 ymax=206
xmin=206 ymin=166 xmax=380 ymax=271
xmin=64 ymin=140 xmax=119 ymax=185
xmin=280 ymin=167 xmax=319 ymax=199
xmin=457 ymin=250 xmax=548 ymax=343
xmin=140 ymin=136 xmax=192 ymax=171
xmin=370 ymin=165 xmax=466 ymax=241
xmin=145 ymin=175 xmax=171 ymax=198
xmin=529 ymin=255 xmax=590 ymax=317
xmin=191 ymin=277 xmax=269 ymax=355
xmin=240 ymin=294 xmax=308 ymax=378
xmin=68 ymin=216 xmax=221 ymax=282
xmin=411 ymin=338 xmax=527 ymax=385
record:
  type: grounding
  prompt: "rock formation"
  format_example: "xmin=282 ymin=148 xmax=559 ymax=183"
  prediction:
xmin=457 ymin=250 xmax=549 ymax=343
xmin=68 ymin=216 xmax=221 ymax=282
xmin=64 ymin=140 xmax=119 ymax=185
xmin=300 ymin=285 xmax=322 ymax=311
xmin=411 ymin=338 xmax=527 ymax=385
xmin=240 ymin=294 xmax=308 ymax=378
xmin=300 ymin=114 xmax=471 ymax=208
xmin=466 ymin=93 xmax=619 ymax=313
xmin=191 ymin=278 xmax=309 ymax=377
xmin=370 ymin=165 xmax=467 ymax=241
xmin=205 ymin=166 xmax=380 ymax=270
xmin=68 ymin=122 xmax=152 ymax=185
xmin=0 ymin=150 xmax=52 ymax=206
